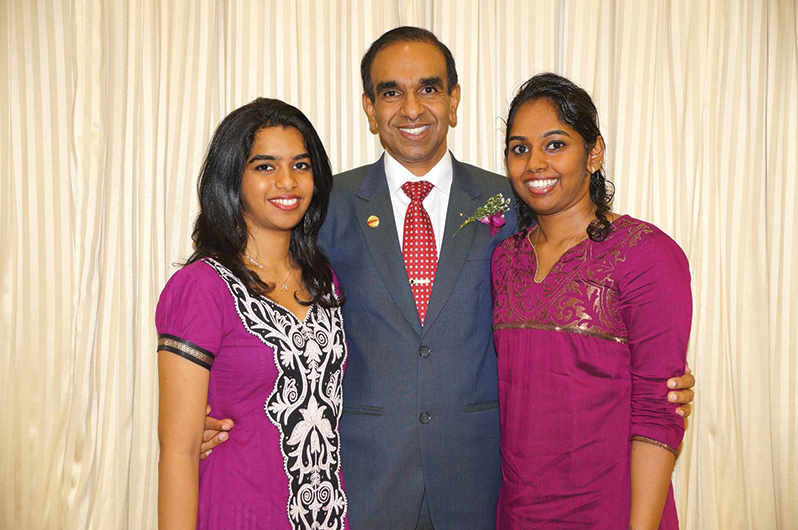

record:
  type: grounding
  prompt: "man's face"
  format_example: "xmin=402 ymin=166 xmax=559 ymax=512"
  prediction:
xmin=363 ymin=40 xmax=461 ymax=176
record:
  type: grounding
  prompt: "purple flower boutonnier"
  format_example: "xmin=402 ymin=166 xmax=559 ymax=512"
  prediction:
xmin=453 ymin=193 xmax=512 ymax=237
xmin=478 ymin=212 xmax=507 ymax=236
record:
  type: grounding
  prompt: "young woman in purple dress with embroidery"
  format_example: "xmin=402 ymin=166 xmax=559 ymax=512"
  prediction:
xmin=491 ymin=73 xmax=691 ymax=529
xmin=156 ymin=98 xmax=349 ymax=529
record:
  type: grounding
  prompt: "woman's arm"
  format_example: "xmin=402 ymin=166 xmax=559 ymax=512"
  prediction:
xmin=629 ymin=439 xmax=676 ymax=529
xmin=619 ymin=227 xmax=692 ymax=529
xmin=158 ymin=351 xmax=211 ymax=529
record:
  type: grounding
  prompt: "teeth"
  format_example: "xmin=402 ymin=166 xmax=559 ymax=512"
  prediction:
xmin=400 ymin=125 xmax=429 ymax=136
xmin=527 ymin=178 xmax=558 ymax=189
xmin=271 ymin=198 xmax=299 ymax=206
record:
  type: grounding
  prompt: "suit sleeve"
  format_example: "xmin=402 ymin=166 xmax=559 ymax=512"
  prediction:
xmin=618 ymin=231 xmax=692 ymax=453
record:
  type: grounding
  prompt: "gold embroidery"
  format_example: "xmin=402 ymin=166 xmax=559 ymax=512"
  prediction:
xmin=158 ymin=336 xmax=215 ymax=367
xmin=631 ymin=435 xmax=677 ymax=456
xmin=493 ymin=321 xmax=627 ymax=343
xmin=624 ymin=221 xmax=654 ymax=248
xmin=493 ymin=217 xmax=659 ymax=341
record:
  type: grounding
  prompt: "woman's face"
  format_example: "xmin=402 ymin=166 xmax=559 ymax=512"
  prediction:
xmin=506 ymin=99 xmax=603 ymax=218
xmin=241 ymin=126 xmax=314 ymax=237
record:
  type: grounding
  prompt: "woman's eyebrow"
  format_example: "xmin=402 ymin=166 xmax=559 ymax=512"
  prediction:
xmin=541 ymin=129 xmax=571 ymax=138
xmin=248 ymin=154 xmax=276 ymax=164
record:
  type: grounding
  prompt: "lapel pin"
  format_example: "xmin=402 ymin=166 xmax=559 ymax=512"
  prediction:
xmin=367 ymin=215 xmax=380 ymax=228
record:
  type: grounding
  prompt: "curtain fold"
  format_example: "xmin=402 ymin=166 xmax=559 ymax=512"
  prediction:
xmin=1 ymin=0 xmax=795 ymax=527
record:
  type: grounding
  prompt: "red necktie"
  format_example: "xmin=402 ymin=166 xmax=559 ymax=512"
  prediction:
xmin=401 ymin=181 xmax=438 ymax=325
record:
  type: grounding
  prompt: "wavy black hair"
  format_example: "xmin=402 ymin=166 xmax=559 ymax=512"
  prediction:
xmin=505 ymin=73 xmax=614 ymax=241
xmin=187 ymin=97 xmax=341 ymax=308
xmin=361 ymin=26 xmax=459 ymax=102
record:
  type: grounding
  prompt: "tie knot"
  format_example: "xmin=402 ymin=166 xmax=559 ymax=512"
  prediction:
xmin=402 ymin=180 xmax=434 ymax=202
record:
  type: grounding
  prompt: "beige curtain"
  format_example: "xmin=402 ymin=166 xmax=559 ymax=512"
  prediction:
xmin=2 ymin=0 xmax=796 ymax=528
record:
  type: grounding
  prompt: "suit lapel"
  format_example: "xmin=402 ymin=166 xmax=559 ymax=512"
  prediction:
xmin=422 ymin=155 xmax=483 ymax=335
xmin=356 ymin=157 xmax=423 ymax=335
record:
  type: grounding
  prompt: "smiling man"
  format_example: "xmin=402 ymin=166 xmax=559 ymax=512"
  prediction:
xmin=200 ymin=27 xmax=695 ymax=530
xmin=315 ymin=27 xmax=518 ymax=529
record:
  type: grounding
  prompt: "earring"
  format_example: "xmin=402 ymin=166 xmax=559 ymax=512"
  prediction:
xmin=303 ymin=213 xmax=311 ymax=235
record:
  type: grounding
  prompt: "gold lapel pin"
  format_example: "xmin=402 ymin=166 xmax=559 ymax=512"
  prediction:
xmin=367 ymin=215 xmax=380 ymax=228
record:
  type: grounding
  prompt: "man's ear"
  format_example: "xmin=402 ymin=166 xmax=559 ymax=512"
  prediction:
xmin=588 ymin=136 xmax=605 ymax=173
xmin=362 ymin=93 xmax=379 ymax=135
xmin=448 ymin=84 xmax=461 ymax=128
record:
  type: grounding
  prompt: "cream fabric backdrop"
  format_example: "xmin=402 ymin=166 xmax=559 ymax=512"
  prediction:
xmin=2 ymin=0 xmax=796 ymax=528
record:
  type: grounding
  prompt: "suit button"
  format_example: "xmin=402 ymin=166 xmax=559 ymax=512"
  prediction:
xmin=419 ymin=346 xmax=431 ymax=358
xmin=419 ymin=412 xmax=431 ymax=424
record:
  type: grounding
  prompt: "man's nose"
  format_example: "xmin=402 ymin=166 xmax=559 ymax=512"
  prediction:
xmin=402 ymin=92 xmax=422 ymax=120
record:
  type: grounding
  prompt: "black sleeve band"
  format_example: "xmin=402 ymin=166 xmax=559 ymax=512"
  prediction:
xmin=157 ymin=334 xmax=215 ymax=370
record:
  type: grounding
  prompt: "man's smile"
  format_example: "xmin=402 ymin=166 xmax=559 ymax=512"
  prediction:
xmin=398 ymin=124 xmax=431 ymax=136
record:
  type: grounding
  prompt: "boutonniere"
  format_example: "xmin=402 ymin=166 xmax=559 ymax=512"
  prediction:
xmin=453 ymin=193 xmax=512 ymax=237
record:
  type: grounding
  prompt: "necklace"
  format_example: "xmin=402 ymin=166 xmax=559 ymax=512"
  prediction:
xmin=529 ymin=226 xmax=583 ymax=254
xmin=244 ymin=254 xmax=293 ymax=291
xmin=527 ymin=218 xmax=593 ymax=283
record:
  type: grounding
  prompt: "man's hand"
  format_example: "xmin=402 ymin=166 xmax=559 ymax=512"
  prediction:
xmin=666 ymin=364 xmax=695 ymax=419
xmin=200 ymin=405 xmax=234 ymax=460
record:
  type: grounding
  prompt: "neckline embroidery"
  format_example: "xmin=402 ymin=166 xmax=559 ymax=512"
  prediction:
xmin=204 ymin=258 xmax=348 ymax=529
xmin=525 ymin=215 xmax=629 ymax=283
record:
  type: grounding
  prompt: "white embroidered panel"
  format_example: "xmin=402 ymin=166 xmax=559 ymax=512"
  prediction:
xmin=207 ymin=259 xmax=348 ymax=530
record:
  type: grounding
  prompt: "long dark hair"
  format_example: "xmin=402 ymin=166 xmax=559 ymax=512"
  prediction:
xmin=505 ymin=73 xmax=614 ymax=241
xmin=187 ymin=97 xmax=342 ymax=308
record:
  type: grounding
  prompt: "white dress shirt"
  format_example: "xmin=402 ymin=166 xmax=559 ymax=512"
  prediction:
xmin=384 ymin=151 xmax=453 ymax=258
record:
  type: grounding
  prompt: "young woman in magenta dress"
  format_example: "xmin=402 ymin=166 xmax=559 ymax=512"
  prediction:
xmin=156 ymin=98 xmax=349 ymax=529
xmin=492 ymin=74 xmax=691 ymax=529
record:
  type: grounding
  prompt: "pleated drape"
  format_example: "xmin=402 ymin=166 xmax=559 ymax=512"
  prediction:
xmin=2 ymin=1 xmax=796 ymax=528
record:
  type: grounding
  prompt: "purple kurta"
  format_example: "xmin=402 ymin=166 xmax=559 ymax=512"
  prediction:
xmin=491 ymin=215 xmax=690 ymax=529
xmin=155 ymin=259 xmax=349 ymax=529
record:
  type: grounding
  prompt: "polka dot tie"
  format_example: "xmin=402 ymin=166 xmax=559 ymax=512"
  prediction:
xmin=401 ymin=180 xmax=438 ymax=325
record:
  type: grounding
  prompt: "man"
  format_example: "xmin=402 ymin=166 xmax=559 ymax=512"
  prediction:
xmin=201 ymin=27 xmax=695 ymax=529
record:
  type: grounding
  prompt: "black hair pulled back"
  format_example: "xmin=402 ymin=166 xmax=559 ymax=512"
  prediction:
xmin=505 ymin=72 xmax=614 ymax=241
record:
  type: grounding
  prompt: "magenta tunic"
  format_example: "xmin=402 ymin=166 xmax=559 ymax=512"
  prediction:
xmin=491 ymin=215 xmax=690 ymax=529
xmin=156 ymin=259 xmax=349 ymax=529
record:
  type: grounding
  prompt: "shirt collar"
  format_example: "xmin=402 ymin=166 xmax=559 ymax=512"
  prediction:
xmin=384 ymin=151 xmax=453 ymax=196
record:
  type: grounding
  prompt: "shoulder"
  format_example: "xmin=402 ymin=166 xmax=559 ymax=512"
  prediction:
xmin=160 ymin=259 xmax=223 ymax=294
xmin=157 ymin=259 xmax=230 ymax=312
xmin=155 ymin=259 xmax=239 ymax=360
xmin=491 ymin=230 xmax=529 ymax=291
xmin=457 ymin=161 xmax=513 ymax=192
xmin=495 ymin=229 xmax=527 ymax=253
xmin=332 ymin=163 xmax=375 ymax=193
xmin=613 ymin=215 xmax=687 ymax=256
xmin=155 ymin=259 xmax=234 ymax=342
xmin=609 ymin=215 xmax=690 ymax=282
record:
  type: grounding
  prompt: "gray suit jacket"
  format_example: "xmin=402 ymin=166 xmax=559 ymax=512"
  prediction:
xmin=319 ymin=154 xmax=517 ymax=529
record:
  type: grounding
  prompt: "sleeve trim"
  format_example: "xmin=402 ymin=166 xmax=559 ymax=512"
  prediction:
xmin=157 ymin=334 xmax=215 ymax=370
xmin=631 ymin=435 xmax=678 ymax=456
